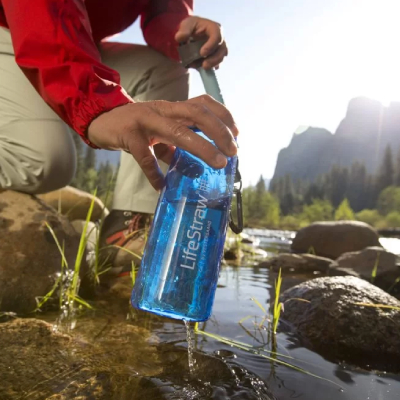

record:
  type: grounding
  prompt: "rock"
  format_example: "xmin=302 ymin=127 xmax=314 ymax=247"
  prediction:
xmin=37 ymin=186 xmax=109 ymax=222
xmin=0 ymin=318 xmax=274 ymax=400
xmin=0 ymin=191 xmax=86 ymax=314
xmin=0 ymin=318 xmax=159 ymax=400
xmin=280 ymin=276 xmax=400 ymax=371
xmin=291 ymin=221 xmax=380 ymax=259
xmin=335 ymin=246 xmax=399 ymax=279
xmin=329 ymin=266 xmax=361 ymax=277
xmin=259 ymin=253 xmax=336 ymax=274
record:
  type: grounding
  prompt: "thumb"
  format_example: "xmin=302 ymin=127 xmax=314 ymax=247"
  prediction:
xmin=175 ymin=17 xmax=198 ymax=43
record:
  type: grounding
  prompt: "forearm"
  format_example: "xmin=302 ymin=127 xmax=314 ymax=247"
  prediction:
xmin=2 ymin=0 xmax=133 ymax=146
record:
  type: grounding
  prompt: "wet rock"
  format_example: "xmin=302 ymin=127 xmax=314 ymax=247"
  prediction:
xmin=0 ymin=191 xmax=87 ymax=314
xmin=37 ymin=186 xmax=108 ymax=222
xmin=0 ymin=318 xmax=274 ymax=400
xmin=259 ymin=253 xmax=336 ymax=274
xmin=281 ymin=276 xmax=400 ymax=371
xmin=291 ymin=221 xmax=380 ymax=259
xmin=335 ymin=246 xmax=399 ymax=279
xmin=0 ymin=318 xmax=160 ymax=400
xmin=138 ymin=345 xmax=276 ymax=400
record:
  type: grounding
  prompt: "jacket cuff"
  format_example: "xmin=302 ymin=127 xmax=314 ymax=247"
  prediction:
xmin=73 ymin=87 xmax=133 ymax=148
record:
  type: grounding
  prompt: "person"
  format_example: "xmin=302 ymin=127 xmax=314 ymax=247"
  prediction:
xmin=0 ymin=0 xmax=238 ymax=280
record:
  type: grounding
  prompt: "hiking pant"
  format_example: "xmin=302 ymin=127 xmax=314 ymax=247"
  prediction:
xmin=0 ymin=28 xmax=189 ymax=214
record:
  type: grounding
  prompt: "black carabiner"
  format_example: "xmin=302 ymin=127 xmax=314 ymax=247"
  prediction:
xmin=229 ymin=159 xmax=244 ymax=234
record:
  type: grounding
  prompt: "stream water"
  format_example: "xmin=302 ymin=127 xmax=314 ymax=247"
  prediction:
xmin=34 ymin=229 xmax=400 ymax=400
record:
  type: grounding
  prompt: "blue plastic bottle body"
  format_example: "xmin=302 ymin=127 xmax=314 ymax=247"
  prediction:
xmin=131 ymin=131 xmax=237 ymax=321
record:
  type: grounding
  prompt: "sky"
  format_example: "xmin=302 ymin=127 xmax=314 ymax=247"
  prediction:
xmin=117 ymin=0 xmax=400 ymax=186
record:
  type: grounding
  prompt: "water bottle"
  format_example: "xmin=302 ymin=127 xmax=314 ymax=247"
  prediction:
xmin=131 ymin=129 xmax=238 ymax=321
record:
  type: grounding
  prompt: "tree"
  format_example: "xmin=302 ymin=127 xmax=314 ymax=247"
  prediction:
xmin=347 ymin=161 xmax=367 ymax=212
xmin=386 ymin=211 xmax=400 ymax=228
xmin=376 ymin=145 xmax=394 ymax=192
xmin=300 ymin=199 xmax=333 ymax=223
xmin=395 ymin=146 xmax=400 ymax=186
xmin=326 ymin=165 xmax=349 ymax=207
xmin=280 ymin=174 xmax=295 ymax=215
xmin=84 ymin=147 xmax=96 ymax=171
xmin=334 ymin=198 xmax=355 ymax=221
xmin=377 ymin=186 xmax=400 ymax=215
xmin=260 ymin=192 xmax=280 ymax=228
xmin=356 ymin=209 xmax=382 ymax=227
xmin=70 ymin=134 xmax=85 ymax=189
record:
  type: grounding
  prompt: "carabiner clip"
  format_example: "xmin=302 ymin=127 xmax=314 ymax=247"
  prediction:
xmin=229 ymin=159 xmax=244 ymax=234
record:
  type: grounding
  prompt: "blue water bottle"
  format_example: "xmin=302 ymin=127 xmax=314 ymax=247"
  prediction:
xmin=131 ymin=40 xmax=243 ymax=322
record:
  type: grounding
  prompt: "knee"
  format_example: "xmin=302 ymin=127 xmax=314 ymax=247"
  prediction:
xmin=0 ymin=120 xmax=76 ymax=194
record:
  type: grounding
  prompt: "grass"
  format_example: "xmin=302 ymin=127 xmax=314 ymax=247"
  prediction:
xmin=35 ymin=190 xmax=98 ymax=314
xmin=192 ymin=321 xmax=342 ymax=389
xmin=354 ymin=302 xmax=400 ymax=311
xmin=370 ymin=252 xmax=380 ymax=283
xmin=273 ymin=268 xmax=283 ymax=334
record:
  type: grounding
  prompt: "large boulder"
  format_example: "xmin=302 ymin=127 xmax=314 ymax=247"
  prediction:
xmin=291 ymin=221 xmax=380 ymax=259
xmin=259 ymin=253 xmax=336 ymax=274
xmin=335 ymin=246 xmax=399 ymax=279
xmin=38 ymin=185 xmax=108 ymax=221
xmin=0 ymin=191 xmax=86 ymax=314
xmin=280 ymin=276 xmax=400 ymax=371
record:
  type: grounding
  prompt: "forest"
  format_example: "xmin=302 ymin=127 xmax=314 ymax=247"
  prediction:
xmin=71 ymin=133 xmax=400 ymax=231
xmin=244 ymin=144 xmax=400 ymax=230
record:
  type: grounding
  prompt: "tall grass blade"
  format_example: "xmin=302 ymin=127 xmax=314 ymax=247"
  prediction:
xmin=194 ymin=328 xmax=342 ymax=389
xmin=354 ymin=302 xmax=400 ymax=311
xmin=251 ymin=297 xmax=267 ymax=314
xmin=371 ymin=252 xmax=380 ymax=283
xmin=272 ymin=268 xmax=283 ymax=334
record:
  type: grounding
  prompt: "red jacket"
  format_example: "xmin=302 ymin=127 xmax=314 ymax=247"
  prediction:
xmin=0 ymin=0 xmax=193 ymax=146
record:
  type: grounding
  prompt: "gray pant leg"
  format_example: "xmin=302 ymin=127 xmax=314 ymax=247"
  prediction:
xmin=0 ymin=28 xmax=76 ymax=194
xmin=100 ymin=43 xmax=189 ymax=214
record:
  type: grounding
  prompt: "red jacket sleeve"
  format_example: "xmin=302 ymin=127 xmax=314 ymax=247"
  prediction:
xmin=2 ymin=0 xmax=133 ymax=147
xmin=141 ymin=0 xmax=193 ymax=61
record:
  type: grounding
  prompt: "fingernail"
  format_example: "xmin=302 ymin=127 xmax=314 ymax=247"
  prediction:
xmin=216 ymin=153 xmax=227 ymax=167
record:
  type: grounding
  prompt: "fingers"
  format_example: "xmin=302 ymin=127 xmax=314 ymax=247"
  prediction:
xmin=202 ymin=41 xmax=228 ymax=69
xmin=199 ymin=21 xmax=223 ymax=57
xmin=153 ymin=143 xmax=176 ymax=165
xmin=187 ymin=95 xmax=239 ymax=137
xmin=175 ymin=16 xmax=198 ymax=43
xmin=140 ymin=111 xmax=228 ymax=169
xmin=175 ymin=16 xmax=224 ymax=60
xmin=155 ymin=100 xmax=237 ymax=158
xmin=129 ymin=140 xmax=165 ymax=191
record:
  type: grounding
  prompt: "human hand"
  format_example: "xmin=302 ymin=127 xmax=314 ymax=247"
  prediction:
xmin=175 ymin=16 xmax=228 ymax=69
xmin=87 ymin=95 xmax=238 ymax=190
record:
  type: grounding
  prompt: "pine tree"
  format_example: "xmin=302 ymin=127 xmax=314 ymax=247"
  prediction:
xmin=335 ymin=198 xmax=355 ymax=221
xmin=326 ymin=165 xmax=349 ymax=208
xmin=84 ymin=147 xmax=97 ymax=171
xmin=281 ymin=174 xmax=295 ymax=215
xmin=70 ymin=134 xmax=85 ymax=189
xmin=395 ymin=146 xmax=400 ymax=186
xmin=377 ymin=144 xmax=394 ymax=192
xmin=347 ymin=161 xmax=367 ymax=212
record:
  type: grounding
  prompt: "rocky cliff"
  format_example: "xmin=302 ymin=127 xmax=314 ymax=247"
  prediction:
xmin=272 ymin=97 xmax=400 ymax=182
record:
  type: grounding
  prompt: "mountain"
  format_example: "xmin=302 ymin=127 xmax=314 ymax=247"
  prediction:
xmin=272 ymin=97 xmax=400 ymax=182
